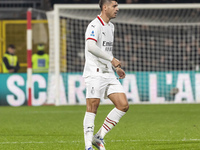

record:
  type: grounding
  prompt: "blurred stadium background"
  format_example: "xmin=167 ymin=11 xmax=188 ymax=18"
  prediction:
xmin=1 ymin=0 xmax=200 ymax=106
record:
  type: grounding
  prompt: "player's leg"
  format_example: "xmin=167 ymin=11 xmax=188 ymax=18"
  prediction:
xmin=96 ymin=92 xmax=129 ymax=139
xmin=93 ymin=79 xmax=128 ymax=150
xmin=109 ymin=92 xmax=129 ymax=112
xmin=84 ymin=98 xmax=100 ymax=150
xmin=84 ymin=76 xmax=107 ymax=150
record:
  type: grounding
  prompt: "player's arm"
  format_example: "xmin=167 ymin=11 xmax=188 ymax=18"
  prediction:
xmin=87 ymin=40 xmax=121 ymax=67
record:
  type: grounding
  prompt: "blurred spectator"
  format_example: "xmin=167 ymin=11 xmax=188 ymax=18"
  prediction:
xmin=32 ymin=44 xmax=49 ymax=73
xmin=2 ymin=44 xmax=20 ymax=73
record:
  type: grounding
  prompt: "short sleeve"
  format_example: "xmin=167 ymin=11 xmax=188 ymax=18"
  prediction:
xmin=85 ymin=23 xmax=100 ymax=42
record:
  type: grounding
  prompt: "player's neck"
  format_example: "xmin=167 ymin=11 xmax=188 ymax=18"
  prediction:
xmin=100 ymin=13 xmax=110 ymax=24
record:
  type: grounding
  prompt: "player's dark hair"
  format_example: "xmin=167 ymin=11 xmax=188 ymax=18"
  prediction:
xmin=99 ymin=0 xmax=118 ymax=11
xmin=7 ymin=44 xmax=15 ymax=49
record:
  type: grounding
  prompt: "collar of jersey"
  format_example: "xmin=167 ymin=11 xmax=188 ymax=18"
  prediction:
xmin=97 ymin=15 xmax=110 ymax=26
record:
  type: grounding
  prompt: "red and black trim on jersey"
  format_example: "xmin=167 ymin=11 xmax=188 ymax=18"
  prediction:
xmin=97 ymin=16 xmax=105 ymax=26
xmin=86 ymin=16 xmax=105 ymax=42
xmin=86 ymin=37 xmax=97 ymax=42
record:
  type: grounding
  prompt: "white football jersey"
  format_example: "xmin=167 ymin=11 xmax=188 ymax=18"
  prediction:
xmin=83 ymin=15 xmax=116 ymax=78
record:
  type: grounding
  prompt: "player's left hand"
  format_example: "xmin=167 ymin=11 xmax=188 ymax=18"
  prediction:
xmin=116 ymin=67 xmax=126 ymax=79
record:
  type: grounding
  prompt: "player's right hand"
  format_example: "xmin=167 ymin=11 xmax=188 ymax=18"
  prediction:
xmin=111 ymin=57 xmax=121 ymax=68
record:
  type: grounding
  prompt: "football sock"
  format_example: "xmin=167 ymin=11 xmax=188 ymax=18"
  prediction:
xmin=83 ymin=112 xmax=96 ymax=147
xmin=97 ymin=107 xmax=126 ymax=139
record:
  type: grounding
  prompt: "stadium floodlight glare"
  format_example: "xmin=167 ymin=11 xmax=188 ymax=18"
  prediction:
xmin=47 ymin=4 xmax=200 ymax=105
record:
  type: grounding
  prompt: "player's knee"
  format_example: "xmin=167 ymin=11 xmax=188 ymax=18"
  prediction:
xmin=123 ymin=103 xmax=129 ymax=112
xmin=117 ymin=103 xmax=129 ymax=112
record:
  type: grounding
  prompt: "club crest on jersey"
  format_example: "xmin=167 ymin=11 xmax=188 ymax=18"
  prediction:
xmin=90 ymin=31 xmax=95 ymax=37
xmin=91 ymin=87 xmax=95 ymax=94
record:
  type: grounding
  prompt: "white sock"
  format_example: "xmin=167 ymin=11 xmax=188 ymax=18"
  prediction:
xmin=97 ymin=108 xmax=126 ymax=139
xmin=83 ymin=112 xmax=96 ymax=147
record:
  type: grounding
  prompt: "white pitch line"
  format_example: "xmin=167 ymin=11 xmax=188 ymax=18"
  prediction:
xmin=16 ymin=110 xmax=109 ymax=114
xmin=0 ymin=139 xmax=200 ymax=144
xmin=110 ymin=139 xmax=200 ymax=142
xmin=0 ymin=141 xmax=71 ymax=144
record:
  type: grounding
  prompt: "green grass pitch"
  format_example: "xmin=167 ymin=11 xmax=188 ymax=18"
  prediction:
xmin=0 ymin=104 xmax=200 ymax=150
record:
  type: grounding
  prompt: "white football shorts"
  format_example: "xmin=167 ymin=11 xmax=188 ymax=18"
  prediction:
xmin=84 ymin=76 xmax=125 ymax=99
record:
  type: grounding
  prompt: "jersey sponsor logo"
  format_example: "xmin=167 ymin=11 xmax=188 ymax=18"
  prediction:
xmin=90 ymin=30 xmax=95 ymax=37
xmin=103 ymin=41 xmax=113 ymax=52
xmin=105 ymin=47 xmax=112 ymax=52
xmin=103 ymin=41 xmax=113 ymax=46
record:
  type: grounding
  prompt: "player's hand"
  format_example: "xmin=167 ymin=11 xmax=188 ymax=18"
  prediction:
xmin=116 ymin=67 xmax=126 ymax=79
xmin=111 ymin=58 xmax=121 ymax=68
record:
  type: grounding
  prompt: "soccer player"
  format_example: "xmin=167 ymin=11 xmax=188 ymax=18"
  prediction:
xmin=83 ymin=0 xmax=129 ymax=150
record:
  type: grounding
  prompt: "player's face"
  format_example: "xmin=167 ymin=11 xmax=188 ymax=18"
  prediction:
xmin=105 ymin=1 xmax=119 ymax=19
